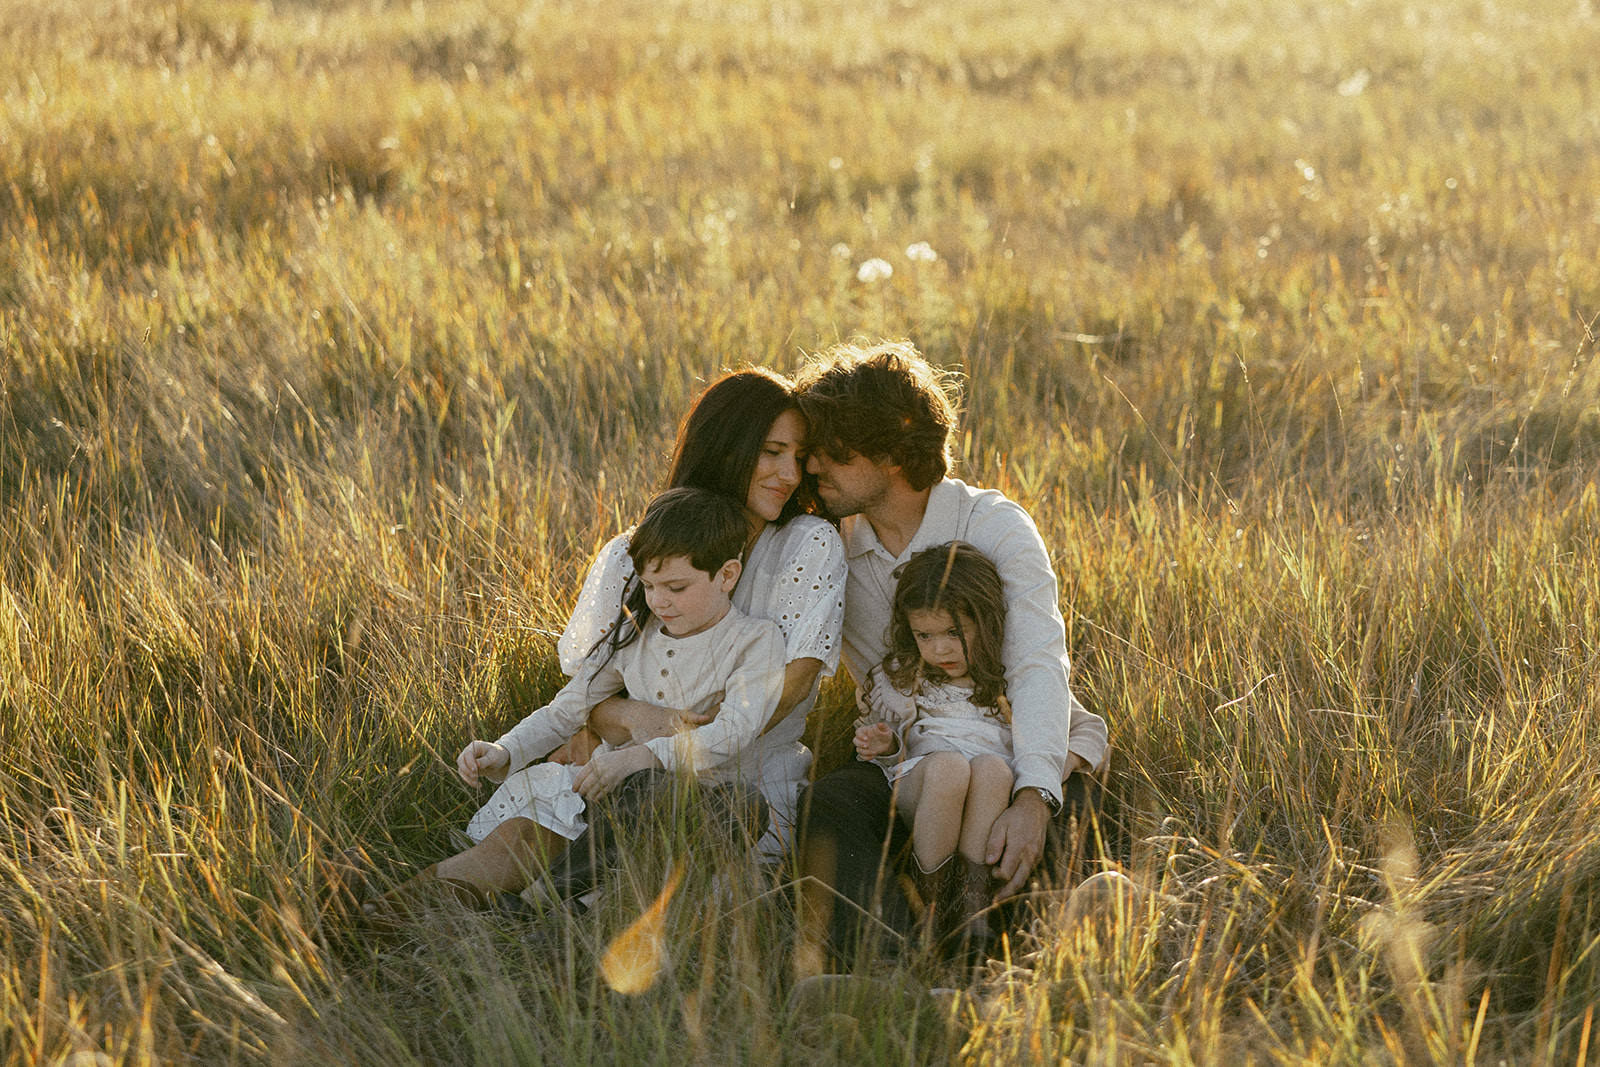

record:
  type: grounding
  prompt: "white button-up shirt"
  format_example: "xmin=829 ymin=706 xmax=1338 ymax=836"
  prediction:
xmin=838 ymin=478 xmax=1108 ymax=803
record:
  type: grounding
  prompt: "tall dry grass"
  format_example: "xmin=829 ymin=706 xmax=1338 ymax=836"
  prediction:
xmin=3 ymin=0 xmax=1599 ymax=1062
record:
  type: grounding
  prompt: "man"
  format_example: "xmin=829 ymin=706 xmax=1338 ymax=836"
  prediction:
xmin=792 ymin=339 xmax=1108 ymax=969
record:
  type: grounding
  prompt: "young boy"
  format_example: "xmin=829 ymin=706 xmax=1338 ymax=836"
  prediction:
xmin=368 ymin=488 xmax=786 ymax=919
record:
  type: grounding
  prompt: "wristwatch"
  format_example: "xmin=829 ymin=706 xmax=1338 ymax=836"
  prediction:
xmin=1017 ymin=786 xmax=1062 ymax=816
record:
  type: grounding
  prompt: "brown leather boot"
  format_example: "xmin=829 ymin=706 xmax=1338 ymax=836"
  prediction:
xmin=941 ymin=857 xmax=998 ymax=965
xmin=905 ymin=855 xmax=956 ymax=948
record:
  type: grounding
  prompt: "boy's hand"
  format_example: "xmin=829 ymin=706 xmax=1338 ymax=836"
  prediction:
xmin=853 ymin=721 xmax=894 ymax=760
xmin=572 ymin=746 xmax=663 ymax=800
xmin=457 ymin=740 xmax=511 ymax=787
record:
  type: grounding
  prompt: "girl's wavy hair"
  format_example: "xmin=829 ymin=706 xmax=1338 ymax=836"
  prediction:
xmin=883 ymin=541 xmax=1008 ymax=716
xmin=590 ymin=488 xmax=748 ymax=668
xmin=668 ymin=367 xmax=819 ymax=523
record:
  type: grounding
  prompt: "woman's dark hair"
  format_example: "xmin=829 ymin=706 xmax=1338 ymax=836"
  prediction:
xmin=592 ymin=488 xmax=749 ymax=667
xmin=667 ymin=367 xmax=818 ymax=523
xmin=883 ymin=541 xmax=1008 ymax=715
xmin=794 ymin=340 xmax=958 ymax=492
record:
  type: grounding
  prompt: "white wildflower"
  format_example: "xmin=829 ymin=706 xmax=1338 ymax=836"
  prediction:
xmin=905 ymin=241 xmax=937 ymax=263
xmin=1337 ymin=69 xmax=1370 ymax=97
xmin=856 ymin=258 xmax=893 ymax=283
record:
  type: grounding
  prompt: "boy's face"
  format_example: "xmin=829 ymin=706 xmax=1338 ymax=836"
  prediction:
xmin=640 ymin=555 xmax=740 ymax=637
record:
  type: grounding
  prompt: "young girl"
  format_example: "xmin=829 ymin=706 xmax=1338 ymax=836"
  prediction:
xmin=366 ymin=488 xmax=786 ymax=922
xmin=853 ymin=541 xmax=1012 ymax=953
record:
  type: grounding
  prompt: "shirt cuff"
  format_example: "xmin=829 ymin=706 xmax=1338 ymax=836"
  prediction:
xmin=1010 ymin=753 xmax=1066 ymax=807
xmin=642 ymin=735 xmax=683 ymax=772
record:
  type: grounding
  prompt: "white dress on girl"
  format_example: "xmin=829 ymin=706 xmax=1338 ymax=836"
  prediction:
xmin=858 ymin=664 xmax=1013 ymax=782
xmin=465 ymin=606 xmax=785 ymax=842
xmin=557 ymin=515 xmax=845 ymax=853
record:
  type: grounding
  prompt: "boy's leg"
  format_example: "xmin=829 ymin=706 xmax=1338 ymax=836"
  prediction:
xmin=363 ymin=817 xmax=563 ymax=926
xmin=435 ymin=816 xmax=566 ymax=894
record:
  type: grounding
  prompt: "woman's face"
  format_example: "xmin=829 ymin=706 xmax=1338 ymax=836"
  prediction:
xmin=745 ymin=408 xmax=806 ymax=524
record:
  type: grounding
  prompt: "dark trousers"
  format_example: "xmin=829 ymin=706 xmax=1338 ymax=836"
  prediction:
xmin=794 ymin=761 xmax=1102 ymax=958
xmin=544 ymin=768 xmax=769 ymax=902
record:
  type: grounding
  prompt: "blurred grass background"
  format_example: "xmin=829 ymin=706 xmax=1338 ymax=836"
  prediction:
xmin=2 ymin=0 xmax=1599 ymax=1062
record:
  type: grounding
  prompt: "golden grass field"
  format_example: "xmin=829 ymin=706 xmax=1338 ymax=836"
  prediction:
xmin=2 ymin=0 xmax=1599 ymax=1061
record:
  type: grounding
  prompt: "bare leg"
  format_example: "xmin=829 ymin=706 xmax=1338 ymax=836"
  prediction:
xmin=365 ymin=817 xmax=565 ymax=927
xmin=435 ymin=816 xmax=566 ymax=895
xmin=957 ymin=755 xmax=1013 ymax=863
xmin=944 ymin=755 xmax=1013 ymax=958
xmin=898 ymin=751 xmax=970 ymax=872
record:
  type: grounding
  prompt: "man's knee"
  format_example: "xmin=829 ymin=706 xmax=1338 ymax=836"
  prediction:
xmin=797 ymin=762 xmax=893 ymax=839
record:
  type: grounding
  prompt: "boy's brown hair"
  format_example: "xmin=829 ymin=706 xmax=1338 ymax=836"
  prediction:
xmin=588 ymin=488 xmax=747 ymax=666
xmin=794 ymin=340 xmax=958 ymax=491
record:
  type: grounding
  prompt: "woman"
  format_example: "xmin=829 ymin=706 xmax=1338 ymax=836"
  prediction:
xmin=549 ymin=368 xmax=847 ymax=857
xmin=361 ymin=370 xmax=845 ymax=922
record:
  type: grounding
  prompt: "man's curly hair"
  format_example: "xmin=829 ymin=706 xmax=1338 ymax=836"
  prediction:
xmin=793 ymin=340 xmax=959 ymax=492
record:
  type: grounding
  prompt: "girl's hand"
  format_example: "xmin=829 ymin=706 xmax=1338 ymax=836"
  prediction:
xmin=572 ymin=746 xmax=663 ymax=800
xmin=853 ymin=721 xmax=895 ymax=760
xmin=457 ymin=740 xmax=511 ymax=786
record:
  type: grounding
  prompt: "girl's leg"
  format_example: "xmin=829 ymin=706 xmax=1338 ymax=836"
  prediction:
xmin=956 ymin=755 xmax=1014 ymax=863
xmin=946 ymin=755 xmax=1014 ymax=960
xmin=899 ymin=751 xmax=971 ymax=872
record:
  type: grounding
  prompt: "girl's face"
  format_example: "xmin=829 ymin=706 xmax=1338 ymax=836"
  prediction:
xmin=906 ymin=607 xmax=978 ymax=681
xmin=745 ymin=408 xmax=806 ymax=524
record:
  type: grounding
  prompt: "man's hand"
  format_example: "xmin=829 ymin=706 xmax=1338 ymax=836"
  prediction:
xmin=572 ymin=746 xmax=663 ymax=800
xmin=984 ymin=788 xmax=1052 ymax=898
xmin=853 ymin=721 xmax=895 ymax=761
xmin=457 ymin=740 xmax=511 ymax=787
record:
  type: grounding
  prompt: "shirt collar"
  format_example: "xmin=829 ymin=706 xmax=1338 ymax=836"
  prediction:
xmin=839 ymin=514 xmax=885 ymax=560
xmin=839 ymin=478 xmax=961 ymax=564
xmin=905 ymin=479 xmax=961 ymax=557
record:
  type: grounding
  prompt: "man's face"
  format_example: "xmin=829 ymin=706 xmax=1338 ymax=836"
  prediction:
xmin=806 ymin=449 xmax=893 ymax=518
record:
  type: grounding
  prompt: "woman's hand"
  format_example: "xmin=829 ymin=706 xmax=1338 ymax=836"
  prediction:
xmin=546 ymin=724 xmax=602 ymax=766
xmin=457 ymin=740 xmax=511 ymax=786
xmin=572 ymin=746 xmax=663 ymax=799
xmin=610 ymin=693 xmax=721 ymax=744
xmin=853 ymin=721 xmax=895 ymax=761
